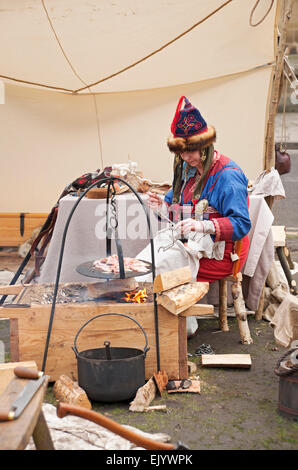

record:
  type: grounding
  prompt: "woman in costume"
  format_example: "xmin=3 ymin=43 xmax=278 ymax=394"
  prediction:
xmin=148 ymin=95 xmax=251 ymax=283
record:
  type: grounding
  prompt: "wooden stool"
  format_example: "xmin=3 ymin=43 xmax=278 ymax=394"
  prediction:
xmin=218 ymin=272 xmax=253 ymax=344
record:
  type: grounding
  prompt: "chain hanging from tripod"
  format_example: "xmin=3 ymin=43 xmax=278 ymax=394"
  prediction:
xmin=105 ymin=179 xmax=125 ymax=278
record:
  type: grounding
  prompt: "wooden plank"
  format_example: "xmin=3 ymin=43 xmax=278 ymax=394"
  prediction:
xmin=0 ymin=285 xmax=26 ymax=296
xmin=201 ymin=354 xmax=252 ymax=368
xmin=0 ymin=213 xmax=47 ymax=219
xmin=156 ymin=282 xmax=209 ymax=315
xmin=178 ymin=316 xmax=188 ymax=379
xmin=0 ymin=213 xmax=47 ymax=247
xmin=0 ymin=302 xmax=181 ymax=381
xmin=0 ymin=375 xmax=49 ymax=450
xmin=32 ymin=410 xmax=55 ymax=450
xmin=0 ymin=361 xmax=37 ymax=395
xmin=153 ymin=266 xmax=192 ymax=293
xmin=9 ymin=318 xmax=19 ymax=362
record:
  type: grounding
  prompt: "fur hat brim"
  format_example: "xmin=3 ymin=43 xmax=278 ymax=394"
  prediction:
xmin=167 ymin=125 xmax=216 ymax=153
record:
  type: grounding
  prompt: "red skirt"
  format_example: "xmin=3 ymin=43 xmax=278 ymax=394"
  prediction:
xmin=196 ymin=235 xmax=249 ymax=283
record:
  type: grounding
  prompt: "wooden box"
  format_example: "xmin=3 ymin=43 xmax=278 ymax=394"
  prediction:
xmin=0 ymin=283 xmax=214 ymax=382
xmin=0 ymin=213 xmax=48 ymax=246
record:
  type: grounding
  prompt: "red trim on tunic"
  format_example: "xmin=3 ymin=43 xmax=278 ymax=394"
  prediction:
xmin=212 ymin=218 xmax=221 ymax=242
xmin=214 ymin=216 xmax=234 ymax=241
xmin=208 ymin=152 xmax=229 ymax=176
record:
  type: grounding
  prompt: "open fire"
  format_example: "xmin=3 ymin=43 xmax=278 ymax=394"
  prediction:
xmin=26 ymin=281 xmax=152 ymax=305
xmin=122 ymin=288 xmax=148 ymax=304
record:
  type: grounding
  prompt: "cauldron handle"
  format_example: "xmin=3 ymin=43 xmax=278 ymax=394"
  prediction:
xmin=72 ymin=313 xmax=150 ymax=358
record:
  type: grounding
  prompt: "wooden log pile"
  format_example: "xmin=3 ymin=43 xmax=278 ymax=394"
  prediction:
xmin=154 ymin=266 xmax=210 ymax=316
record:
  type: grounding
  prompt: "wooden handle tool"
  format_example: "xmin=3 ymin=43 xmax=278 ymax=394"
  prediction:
xmin=57 ymin=402 xmax=175 ymax=450
xmin=0 ymin=369 xmax=45 ymax=421
xmin=14 ymin=367 xmax=44 ymax=380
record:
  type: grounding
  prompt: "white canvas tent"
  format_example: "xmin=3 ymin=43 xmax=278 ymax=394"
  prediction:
xmin=0 ymin=0 xmax=281 ymax=212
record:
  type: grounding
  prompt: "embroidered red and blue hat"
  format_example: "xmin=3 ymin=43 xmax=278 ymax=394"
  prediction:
xmin=167 ymin=96 xmax=216 ymax=153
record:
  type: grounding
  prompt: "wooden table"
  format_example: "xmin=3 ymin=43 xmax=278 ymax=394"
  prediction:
xmin=0 ymin=362 xmax=54 ymax=450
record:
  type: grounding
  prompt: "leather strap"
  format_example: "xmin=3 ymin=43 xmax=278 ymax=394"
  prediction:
xmin=30 ymin=207 xmax=58 ymax=275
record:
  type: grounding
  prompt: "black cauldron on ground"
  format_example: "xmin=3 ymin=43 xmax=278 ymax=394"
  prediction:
xmin=72 ymin=313 xmax=150 ymax=402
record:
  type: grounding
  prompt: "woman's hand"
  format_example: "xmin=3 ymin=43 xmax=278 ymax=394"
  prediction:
xmin=147 ymin=192 xmax=163 ymax=211
xmin=175 ymin=218 xmax=204 ymax=236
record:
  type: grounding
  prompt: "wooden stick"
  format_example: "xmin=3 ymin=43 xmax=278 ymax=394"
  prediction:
xmin=255 ymin=284 xmax=265 ymax=321
xmin=231 ymin=280 xmax=253 ymax=344
xmin=129 ymin=377 xmax=157 ymax=412
xmin=264 ymin=0 xmax=294 ymax=171
xmin=218 ymin=278 xmax=229 ymax=331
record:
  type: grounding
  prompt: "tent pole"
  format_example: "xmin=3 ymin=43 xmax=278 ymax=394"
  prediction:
xmin=264 ymin=0 xmax=294 ymax=180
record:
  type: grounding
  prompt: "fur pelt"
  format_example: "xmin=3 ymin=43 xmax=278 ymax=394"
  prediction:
xmin=167 ymin=125 xmax=216 ymax=153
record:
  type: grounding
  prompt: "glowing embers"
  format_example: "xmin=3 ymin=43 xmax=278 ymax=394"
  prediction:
xmin=122 ymin=288 xmax=148 ymax=304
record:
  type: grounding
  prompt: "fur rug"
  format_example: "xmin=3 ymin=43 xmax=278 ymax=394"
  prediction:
xmin=26 ymin=403 xmax=171 ymax=450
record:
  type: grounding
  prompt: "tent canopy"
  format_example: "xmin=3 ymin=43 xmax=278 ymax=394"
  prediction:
xmin=0 ymin=0 xmax=279 ymax=212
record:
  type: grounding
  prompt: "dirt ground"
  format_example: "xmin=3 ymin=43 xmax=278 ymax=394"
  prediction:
xmin=0 ymin=250 xmax=298 ymax=451
xmin=1 ymin=149 xmax=298 ymax=450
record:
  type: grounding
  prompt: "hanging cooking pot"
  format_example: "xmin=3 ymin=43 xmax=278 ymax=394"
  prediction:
xmin=72 ymin=313 xmax=150 ymax=403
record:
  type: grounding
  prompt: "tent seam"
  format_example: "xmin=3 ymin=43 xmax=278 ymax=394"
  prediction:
xmin=73 ymin=0 xmax=235 ymax=93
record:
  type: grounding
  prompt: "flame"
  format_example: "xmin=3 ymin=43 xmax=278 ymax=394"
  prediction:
xmin=122 ymin=288 xmax=148 ymax=303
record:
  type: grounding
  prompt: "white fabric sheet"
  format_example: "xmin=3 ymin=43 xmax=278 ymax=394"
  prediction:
xmin=0 ymin=0 xmax=278 ymax=92
xmin=39 ymin=194 xmax=274 ymax=313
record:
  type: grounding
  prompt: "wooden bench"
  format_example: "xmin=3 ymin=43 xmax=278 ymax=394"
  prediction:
xmin=0 ymin=361 xmax=53 ymax=450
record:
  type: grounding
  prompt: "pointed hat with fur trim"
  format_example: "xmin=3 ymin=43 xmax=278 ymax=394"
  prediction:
xmin=167 ymin=96 xmax=216 ymax=153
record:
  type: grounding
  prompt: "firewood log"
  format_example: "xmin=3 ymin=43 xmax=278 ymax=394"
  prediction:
xmin=153 ymin=266 xmax=192 ymax=293
xmin=129 ymin=377 xmax=157 ymax=412
xmin=231 ymin=281 xmax=253 ymax=344
xmin=156 ymin=282 xmax=209 ymax=315
xmin=53 ymin=375 xmax=91 ymax=409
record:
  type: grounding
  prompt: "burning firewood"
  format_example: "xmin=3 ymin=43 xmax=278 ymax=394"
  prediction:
xmin=122 ymin=288 xmax=148 ymax=303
